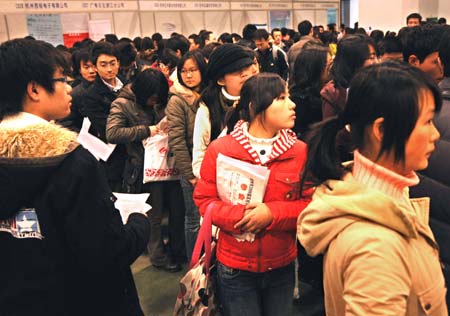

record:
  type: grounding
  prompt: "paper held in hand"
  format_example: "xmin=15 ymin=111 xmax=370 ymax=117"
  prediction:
xmin=113 ymin=193 xmax=152 ymax=224
xmin=77 ymin=117 xmax=116 ymax=161
xmin=216 ymin=153 xmax=271 ymax=242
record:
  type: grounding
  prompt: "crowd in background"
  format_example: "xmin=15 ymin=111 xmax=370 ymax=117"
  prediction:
xmin=1 ymin=10 xmax=450 ymax=316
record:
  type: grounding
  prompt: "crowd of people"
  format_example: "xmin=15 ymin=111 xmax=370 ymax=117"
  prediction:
xmin=1 ymin=10 xmax=450 ymax=316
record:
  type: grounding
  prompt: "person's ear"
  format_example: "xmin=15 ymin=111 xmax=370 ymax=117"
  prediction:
xmin=371 ymin=117 xmax=384 ymax=143
xmin=27 ymin=82 xmax=40 ymax=101
xmin=217 ymin=77 xmax=225 ymax=86
xmin=408 ymin=54 xmax=420 ymax=67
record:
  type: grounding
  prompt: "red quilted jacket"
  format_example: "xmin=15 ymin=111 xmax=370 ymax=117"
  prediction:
xmin=193 ymin=121 xmax=311 ymax=272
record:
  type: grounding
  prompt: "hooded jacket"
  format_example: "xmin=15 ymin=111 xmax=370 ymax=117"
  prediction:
xmin=166 ymin=81 xmax=200 ymax=180
xmin=298 ymin=166 xmax=447 ymax=316
xmin=194 ymin=121 xmax=311 ymax=272
xmin=0 ymin=113 xmax=149 ymax=316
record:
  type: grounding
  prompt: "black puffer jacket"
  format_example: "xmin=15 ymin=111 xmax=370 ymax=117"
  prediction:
xmin=410 ymin=77 xmax=450 ymax=309
xmin=0 ymin=116 xmax=149 ymax=316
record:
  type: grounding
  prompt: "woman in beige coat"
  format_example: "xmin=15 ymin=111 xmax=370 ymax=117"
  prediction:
xmin=297 ymin=61 xmax=448 ymax=316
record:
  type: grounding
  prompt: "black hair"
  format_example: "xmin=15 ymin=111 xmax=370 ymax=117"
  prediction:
xmin=176 ymin=51 xmax=207 ymax=91
xmin=329 ymin=34 xmax=374 ymax=88
xmin=140 ymin=37 xmax=154 ymax=51
xmin=189 ymin=34 xmax=205 ymax=49
xmin=319 ymin=31 xmax=337 ymax=45
xmin=344 ymin=27 xmax=355 ymax=35
xmin=72 ymin=48 xmax=92 ymax=76
xmin=242 ymin=24 xmax=257 ymax=40
xmin=131 ymin=68 xmax=168 ymax=108
xmin=90 ymin=41 xmax=119 ymax=65
xmin=115 ymin=41 xmax=137 ymax=67
xmin=218 ymin=32 xmax=233 ymax=44
xmin=133 ymin=37 xmax=142 ymax=51
xmin=166 ymin=35 xmax=190 ymax=56
xmin=298 ymin=20 xmax=313 ymax=36
xmin=105 ymin=34 xmax=119 ymax=44
xmin=271 ymin=28 xmax=281 ymax=36
xmin=227 ymin=73 xmax=286 ymax=131
xmin=378 ymin=37 xmax=403 ymax=55
xmin=152 ymin=33 xmax=163 ymax=42
xmin=439 ymin=26 xmax=450 ymax=77
xmin=231 ymin=33 xmax=242 ymax=42
xmin=291 ymin=44 xmax=330 ymax=95
xmin=159 ymin=48 xmax=179 ymax=70
xmin=0 ymin=39 xmax=70 ymax=119
xmin=200 ymin=42 xmax=221 ymax=60
xmin=370 ymin=30 xmax=384 ymax=45
xmin=403 ymin=25 xmax=442 ymax=63
xmin=438 ymin=17 xmax=447 ymax=25
xmin=407 ymin=13 xmax=422 ymax=24
xmin=253 ymin=29 xmax=269 ymax=41
xmin=301 ymin=61 xmax=442 ymax=190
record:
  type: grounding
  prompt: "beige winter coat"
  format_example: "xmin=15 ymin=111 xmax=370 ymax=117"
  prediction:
xmin=298 ymin=174 xmax=448 ymax=316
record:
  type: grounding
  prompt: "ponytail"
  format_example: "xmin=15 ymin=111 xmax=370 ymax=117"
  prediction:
xmin=300 ymin=115 xmax=347 ymax=195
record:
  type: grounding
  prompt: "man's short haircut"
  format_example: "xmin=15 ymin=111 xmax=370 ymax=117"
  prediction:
xmin=439 ymin=27 xmax=450 ymax=77
xmin=298 ymin=20 xmax=313 ymax=36
xmin=72 ymin=48 xmax=92 ymax=76
xmin=253 ymin=29 xmax=269 ymax=41
xmin=104 ymin=34 xmax=119 ymax=44
xmin=403 ymin=25 xmax=442 ymax=63
xmin=438 ymin=17 xmax=447 ymax=25
xmin=0 ymin=39 xmax=70 ymax=119
xmin=271 ymin=28 xmax=281 ymax=36
xmin=378 ymin=37 xmax=403 ymax=55
xmin=90 ymin=41 xmax=119 ymax=65
xmin=407 ymin=13 xmax=422 ymax=24
xmin=242 ymin=24 xmax=257 ymax=40
xmin=166 ymin=35 xmax=190 ymax=56
xmin=115 ymin=41 xmax=137 ymax=67
xmin=218 ymin=32 xmax=233 ymax=44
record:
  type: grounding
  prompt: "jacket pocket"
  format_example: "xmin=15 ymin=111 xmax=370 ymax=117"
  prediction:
xmin=417 ymin=278 xmax=447 ymax=315
xmin=275 ymin=172 xmax=300 ymax=200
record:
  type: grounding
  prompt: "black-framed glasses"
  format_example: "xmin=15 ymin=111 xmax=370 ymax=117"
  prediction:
xmin=52 ymin=76 xmax=69 ymax=83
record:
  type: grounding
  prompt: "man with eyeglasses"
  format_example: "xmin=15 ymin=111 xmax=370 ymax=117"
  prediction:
xmin=0 ymin=39 xmax=149 ymax=316
xmin=82 ymin=41 xmax=128 ymax=192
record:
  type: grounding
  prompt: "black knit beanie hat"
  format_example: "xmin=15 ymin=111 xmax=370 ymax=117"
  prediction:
xmin=206 ymin=43 xmax=255 ymax=82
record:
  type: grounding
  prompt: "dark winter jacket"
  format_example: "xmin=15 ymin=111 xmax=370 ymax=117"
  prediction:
xmin=82 ymin=75 xmax=127 ymax=185
xmin=166 ymin=81 xmax=200 ymax=180
xmin=0 ymin=113 xmax=149 ymax=316
xmin=58 ymin=77 xmax=92 ymax=132
xmin=106 ymin=85 xmax=165 ymax=193
xmin=255 ymin=44 xmax=288 ymax=80
xmin=321 ymin=81 xmax=353 ymax=162
xmin=410 ymin=77 xmax=450 ymax=309
xmin=290 ymin=87 xmax=323 ymax=138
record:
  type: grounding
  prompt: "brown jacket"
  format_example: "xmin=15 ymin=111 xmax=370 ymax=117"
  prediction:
xmin=166 ymin=81 xmax=200 ymax=180
xmin=298 ymin=174 xmax=447 ymax=316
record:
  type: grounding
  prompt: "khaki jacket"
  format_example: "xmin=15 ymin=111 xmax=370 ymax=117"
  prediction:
xmin=298 ymin=174 xmax=448 ymax=316
xmin=166 ymin=81 xmax=199 ymax=180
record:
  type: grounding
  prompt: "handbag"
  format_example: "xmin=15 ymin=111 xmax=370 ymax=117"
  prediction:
xmin=142 ymin=129 xmax=180 ymax=183
xmin=173 ymin=204 xmax=221 ymax=316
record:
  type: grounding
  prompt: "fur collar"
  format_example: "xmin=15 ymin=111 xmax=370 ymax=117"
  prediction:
xmin=0 ymin=121 xmax=79 ymax=159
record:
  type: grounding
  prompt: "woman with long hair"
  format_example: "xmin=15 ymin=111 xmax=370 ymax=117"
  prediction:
xmin=298 ymin=61 xmax=447 ymax=315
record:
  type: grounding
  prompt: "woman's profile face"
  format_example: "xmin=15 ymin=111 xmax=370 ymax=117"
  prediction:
xmin=402 ymin=89 xmax=440 ymax=174
xmin=258 ymin=88 xmax=296 ymax=132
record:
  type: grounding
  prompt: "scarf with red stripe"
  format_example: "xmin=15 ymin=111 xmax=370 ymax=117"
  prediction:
xmin=230 ymin=120 xmax=297 ymax=165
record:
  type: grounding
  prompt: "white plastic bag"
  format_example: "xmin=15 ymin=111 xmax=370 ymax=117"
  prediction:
xmin=142 ymin=132 xmax=180 ymax=183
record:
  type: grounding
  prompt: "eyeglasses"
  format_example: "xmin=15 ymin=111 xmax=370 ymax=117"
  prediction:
xmin=52 ymin=76 xmax=70 ymax=83
xmin=181 ymin=68 xmax=199 ymax=75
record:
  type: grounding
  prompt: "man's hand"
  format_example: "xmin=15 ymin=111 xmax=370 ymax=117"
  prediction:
xmin=188 ymin=178 xmax=198 ymax=186
xmin=234 ymin=203 xmax=273 ymax=234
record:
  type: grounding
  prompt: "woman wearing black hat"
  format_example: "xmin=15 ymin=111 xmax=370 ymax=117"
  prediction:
xmin=192 ymin=43 xmax=258 ymax=178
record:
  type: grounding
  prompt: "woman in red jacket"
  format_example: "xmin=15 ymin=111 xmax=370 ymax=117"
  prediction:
xmin=193 ymin=73 xmax=311 ymax=316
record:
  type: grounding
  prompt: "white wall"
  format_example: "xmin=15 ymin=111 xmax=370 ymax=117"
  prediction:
xmin=439 ymin=0 xmax=450 ymax=19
